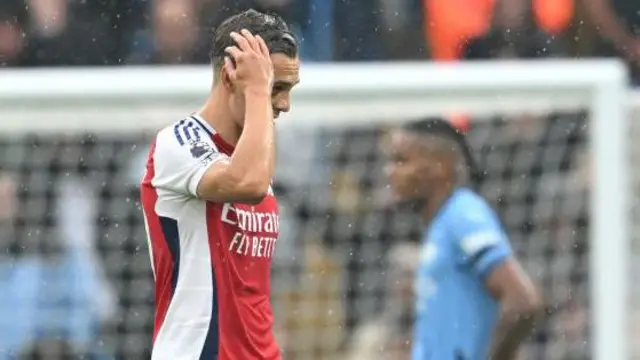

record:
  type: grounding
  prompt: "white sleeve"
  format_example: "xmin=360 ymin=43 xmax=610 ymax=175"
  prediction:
xmin=152 ymin=123 xmax=230 ymax=197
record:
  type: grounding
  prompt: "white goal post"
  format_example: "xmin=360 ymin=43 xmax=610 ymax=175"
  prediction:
xmin=0 ymin=60 xmax=630 ymax=360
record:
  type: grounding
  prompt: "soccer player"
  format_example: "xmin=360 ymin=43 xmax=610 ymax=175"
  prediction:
xmin=140 ymin=10 xmax=299 ymax=360
xmin=384 ymin=118 xmax=543 ymax=360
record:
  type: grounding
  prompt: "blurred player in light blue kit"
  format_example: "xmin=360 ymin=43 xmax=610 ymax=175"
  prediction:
xmin=384 ymin=118 xmax=543 ymax=360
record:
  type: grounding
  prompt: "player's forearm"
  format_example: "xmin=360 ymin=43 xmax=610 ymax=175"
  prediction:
xmin=227 ymin=88 xmax=275 ymax=192
xmin=488 ymin=304 xmax=541 ymax=360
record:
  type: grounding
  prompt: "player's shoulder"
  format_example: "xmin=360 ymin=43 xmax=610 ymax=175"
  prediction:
xmin=154 ymin=116 xmax=219 ymax=158
xmin=449 ymin=187 xmax=489 ymax=208
xmin=445 ymin=187 xmax=497 ymax=221
xmin=156 ymin=117 xmax=209 ymax=145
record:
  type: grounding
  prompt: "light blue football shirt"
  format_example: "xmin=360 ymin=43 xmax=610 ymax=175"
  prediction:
xmin=412 ymin=187 xmax=512 ymax=360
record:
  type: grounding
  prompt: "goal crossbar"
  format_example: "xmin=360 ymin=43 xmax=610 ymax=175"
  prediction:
xmin=0 ymin=60 xmax=627 ymax=130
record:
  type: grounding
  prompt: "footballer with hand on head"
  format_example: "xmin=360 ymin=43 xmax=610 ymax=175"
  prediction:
xmin=140 ymin=9 xmax=299 ymax=360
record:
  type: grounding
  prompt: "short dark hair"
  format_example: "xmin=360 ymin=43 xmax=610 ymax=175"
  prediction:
xmin=210 ymin=9 xmax=298 ymax=69
xmin=403 ymin=117 xmax=484 ymax=184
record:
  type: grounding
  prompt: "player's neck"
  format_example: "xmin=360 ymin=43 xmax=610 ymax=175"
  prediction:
xmin=422 ymin=183 xmax=455 ymax=223
xmin=197 ymin=88 xmax=241 ymax=147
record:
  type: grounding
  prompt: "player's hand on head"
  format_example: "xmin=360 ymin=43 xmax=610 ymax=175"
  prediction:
xmin=224 ymin=29 xmax=274 ymax=95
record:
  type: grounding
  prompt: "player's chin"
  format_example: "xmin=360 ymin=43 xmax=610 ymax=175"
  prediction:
xmin=390 ymin=193 xmax=424 ymax=212
xmin=389 ymin=187 xmax=412 ymax=205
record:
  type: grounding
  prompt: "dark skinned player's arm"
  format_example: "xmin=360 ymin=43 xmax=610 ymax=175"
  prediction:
xmin=196 ymin=90 xmax=275 ymax=205
xmin=487 ymin=259 xmax=543 ymax=360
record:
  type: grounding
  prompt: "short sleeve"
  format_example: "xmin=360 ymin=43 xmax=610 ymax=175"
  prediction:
xmin=152 ymin=121 xmax=230 ymax=197
xmin=449 ymin=195 xmax=512 ymax=279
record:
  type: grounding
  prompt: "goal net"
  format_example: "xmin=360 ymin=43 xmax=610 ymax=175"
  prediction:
xmin=0 ymin=61 xmax=630 ymax=360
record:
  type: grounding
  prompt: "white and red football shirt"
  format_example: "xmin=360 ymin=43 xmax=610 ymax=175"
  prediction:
xmin=140 ymin=115 xmax=280 ymax=360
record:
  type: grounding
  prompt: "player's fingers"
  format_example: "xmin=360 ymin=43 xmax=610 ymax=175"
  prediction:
xmin=230 ymin=31 xmax=251 ymax=52
xmin=256 ymin=35 xmax=270 ymax=57
xmin=223 ymin=56 xmax=236 ymax=79
xmin=225 ymin=46 xmax=242 ymax=62
xmin=240 ymin=29 xmax=260 ymax=52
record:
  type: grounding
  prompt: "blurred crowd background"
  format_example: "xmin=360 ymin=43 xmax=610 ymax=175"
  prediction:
xmin=2 ymin=0 xmax=640 ymax=82
xmin=2 ymin=0 xmax=639 ymax=359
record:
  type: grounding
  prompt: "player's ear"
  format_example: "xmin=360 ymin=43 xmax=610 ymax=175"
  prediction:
xmin=219 ymin=65 xmax=234 ymax=92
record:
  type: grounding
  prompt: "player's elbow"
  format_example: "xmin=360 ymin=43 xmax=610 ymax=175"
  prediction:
xmin=198 ymin=166 xmax=270 ymax=204
xmin=504 ymin=288 xmax=544 ymax=324
xmin=522 ymin=287 xmax=544 ymax=315
xmin=230 ymin=176 xmax=270 ymax=204
xmin=237 ymin=183 xmax=269 ymax=204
